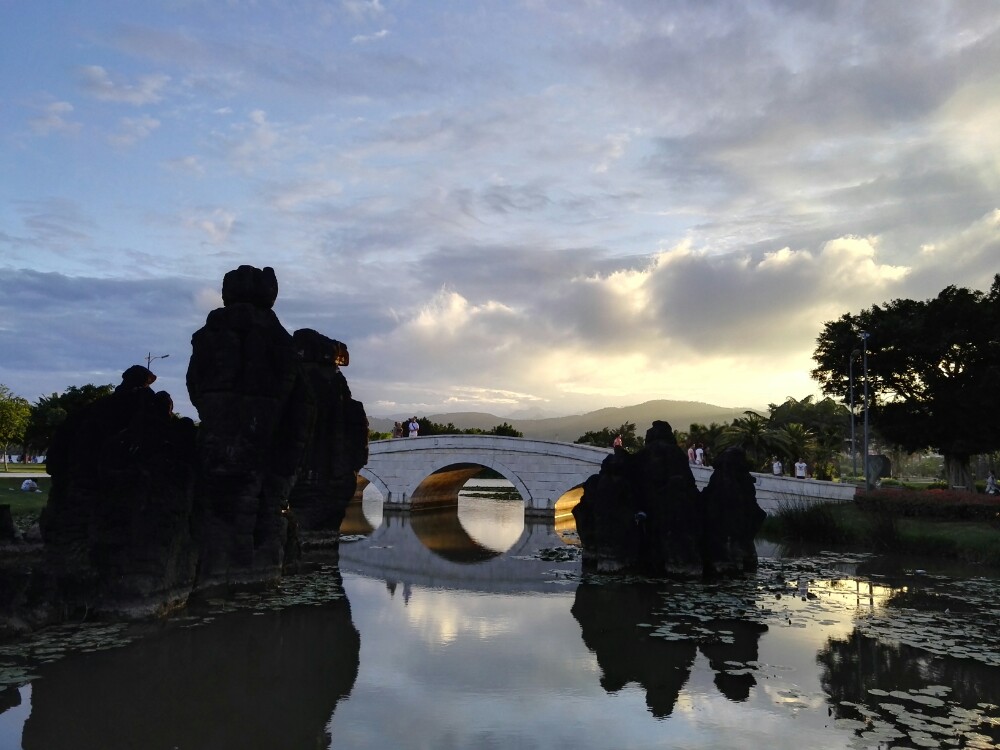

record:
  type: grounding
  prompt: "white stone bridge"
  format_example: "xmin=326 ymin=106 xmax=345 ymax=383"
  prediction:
xmin=358 ymin=435 xmax=856 ymax=518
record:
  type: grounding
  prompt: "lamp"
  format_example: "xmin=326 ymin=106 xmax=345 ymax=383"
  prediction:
xmin=860 ymin=332 xmax=871 ymax=491
xmin=146 ymin=352 xmax=170 ymax=370
xmin=849 ymin=349 xmax=860 ymax=479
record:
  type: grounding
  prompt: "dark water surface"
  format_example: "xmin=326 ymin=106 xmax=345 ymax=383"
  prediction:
xmin=2 ymin=495 xmax=999 ymax=749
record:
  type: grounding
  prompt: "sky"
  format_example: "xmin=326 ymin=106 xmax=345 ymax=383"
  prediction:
xmin=2 ymin=1 xmax=999 ymax=421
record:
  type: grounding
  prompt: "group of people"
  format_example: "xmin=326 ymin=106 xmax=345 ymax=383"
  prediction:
xmin=772 ymin=457 xmax=809 ymax=479
xmin=391 ymin=417 xmax=421 ymax=439
xmin=686 ymin=443 xmax=706 ymax=466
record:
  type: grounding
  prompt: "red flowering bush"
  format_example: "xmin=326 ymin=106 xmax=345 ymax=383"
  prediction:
xmin=857 ymin=488 xmax=1000 ymax=521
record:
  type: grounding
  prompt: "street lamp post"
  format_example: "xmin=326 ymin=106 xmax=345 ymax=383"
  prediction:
xmin=860 ymin=332 xmax=871 ymax=491
xmin=849 ymin=349 xmax=860 ymax=479
xmin=146 ymin=352 xmax=170 ymax=370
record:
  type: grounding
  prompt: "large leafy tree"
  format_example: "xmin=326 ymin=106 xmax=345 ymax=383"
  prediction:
xmin=0 ymin=384 xmax=32 ymax=470
xmin=24 ymin=384 xmax=114 ymax=453
xmin=811 ymin=276 xmax=1000 ymax=490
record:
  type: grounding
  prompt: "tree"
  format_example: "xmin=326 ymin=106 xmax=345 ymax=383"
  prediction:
xmin=685 ymin=421 xmax=729 ymax=465
xmin=411 ymin=418 xmax=524 ymax=438
xmin=0 ymin=384 xmax=32 ymax=470
xmin=25 ymin=383 xmax=114 ymax=453
xmin=717 ymin=411 xmax=791 ymax=471
xmin=486 ymin=422 xmax=523 ymax=438
xmin=575 ymin=422 xmax=643 ymax=450
xmin=811 ymin=276 xmax=1000 ymax=490
xmin=767 ymin=395 xmax=850 ymax=480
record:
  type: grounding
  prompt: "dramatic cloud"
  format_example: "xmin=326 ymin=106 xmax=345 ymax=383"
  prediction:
xmin=2 ymin=1 xmax=999 ymax=421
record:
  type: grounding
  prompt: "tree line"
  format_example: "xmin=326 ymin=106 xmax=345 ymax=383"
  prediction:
xmin=370 ymin=417 xmax=524 ymax=441
xmin=573 ymin=396 xmax=848 ymax=480
xmin=0 ymin=384 xmax=114 ymax=468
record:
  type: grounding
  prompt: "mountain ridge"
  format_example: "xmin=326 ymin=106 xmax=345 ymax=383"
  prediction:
xmin=368 ymin=399 xmax=760 ymax=442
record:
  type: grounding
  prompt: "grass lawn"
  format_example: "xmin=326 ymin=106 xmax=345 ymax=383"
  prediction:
xmin=0 ymin=463 xmax=47 ymax=473
xmin=0 ymin=476 xmax=49 ymax=522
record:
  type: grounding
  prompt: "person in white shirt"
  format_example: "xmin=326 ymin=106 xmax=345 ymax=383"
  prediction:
xmin=408 ymin=417 xmax=420 ymax=438
xmin=794 ymin=458 xmax=807 ymax=479
xmin=772 ymin=458 xmax=782 ymax=476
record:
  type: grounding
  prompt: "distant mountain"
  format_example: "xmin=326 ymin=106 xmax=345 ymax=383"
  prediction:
xmin=367 ymin=400 xmax=759 ymax=441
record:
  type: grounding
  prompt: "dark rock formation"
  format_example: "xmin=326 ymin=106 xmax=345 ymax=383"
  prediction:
xmin=700 ymin=446 xmax=766 ymax=575
xmin=288 ymin=329 xmax=368 ymax=536
xmin=572 ymin=420 xmax=764 ymax=578
xmin=16 ymin=265 xmax=369 ymax=627
xmin=187 ymin=265 xmax=313 ymax=587
xmin=21 ymin=577 xmax=360 ymax=750
xmin=571 ymin=579 xmax=767 ymax=717
xmin=39 ymin=366 xmax=199 ymax=616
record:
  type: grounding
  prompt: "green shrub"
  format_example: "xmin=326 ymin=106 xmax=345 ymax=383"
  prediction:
xmin=771 ymin=498 xmax=848 ymax=544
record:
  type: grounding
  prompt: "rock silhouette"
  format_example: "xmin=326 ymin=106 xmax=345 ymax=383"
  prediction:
xmin=572 ymin=420 xmax=764 ymax=577
xmin=20 ymin=265 xmax=368 ymax=627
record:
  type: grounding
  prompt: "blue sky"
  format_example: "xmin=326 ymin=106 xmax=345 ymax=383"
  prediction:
xmin=2 ymin=0 xmax=999 ymax=420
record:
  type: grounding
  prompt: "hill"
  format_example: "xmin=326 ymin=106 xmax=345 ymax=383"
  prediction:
xmin=368 ymin=400 xmax=759 ymax=442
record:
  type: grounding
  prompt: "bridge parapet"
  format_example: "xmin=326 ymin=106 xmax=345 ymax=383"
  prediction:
xmin=361 ymin=435 xmax=855 ymax=518
xmin=363 ymin=435 xmax=610 ymax=516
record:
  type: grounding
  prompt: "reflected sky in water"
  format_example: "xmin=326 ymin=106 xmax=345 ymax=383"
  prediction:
xmin=2 ymin=497 xmax=999 ymax=749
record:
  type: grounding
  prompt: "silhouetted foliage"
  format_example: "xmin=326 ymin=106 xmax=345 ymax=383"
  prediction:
xmin=25 ymin=384 xmax=114 ymax=453
xmin=812 ymin=275 xmax=1000 ymax=489
xmin=574 ymin=422 xmax=644 ymax=450
xmin=415 ymin=417 xmax=523 ymax=438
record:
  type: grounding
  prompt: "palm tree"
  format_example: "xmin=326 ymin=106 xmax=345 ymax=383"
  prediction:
xmin=718 ymin=411 xmax=791 ymax=471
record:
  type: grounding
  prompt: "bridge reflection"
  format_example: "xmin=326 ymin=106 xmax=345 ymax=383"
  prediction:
xmin=336 ymin=500 xmax=577 ymax=594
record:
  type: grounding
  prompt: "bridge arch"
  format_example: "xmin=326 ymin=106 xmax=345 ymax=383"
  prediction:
xmin=363 ymin=435 xmax=610 ymax=517
xmin=406 ymin=455 xmax=533 ymax=510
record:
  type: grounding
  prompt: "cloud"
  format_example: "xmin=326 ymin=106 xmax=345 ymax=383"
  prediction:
xmin=163 ymin=155 xmax=206 ymax=175
xmin=77 ymin=65 xmax=170 ymax=105
xmin=352 ymin=29 xmax=390 ymax=44
xmin=108 ymin=115 xmax=160 ymax=147
xmin=342 ymin=0 xmax=386 ymax=22
xmin=29 ymin=101 xmax=81 ymax=136
xmin=9 ymin=198 xmax=94 ymax=249
xmin=184 ymin=209 xmax=238 ymax=244
xmin=217 ymin=109 xmax=286 ymax=173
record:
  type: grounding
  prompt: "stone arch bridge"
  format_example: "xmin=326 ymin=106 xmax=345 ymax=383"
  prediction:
xmin=358 ymin=435 xmax=855 ymax=518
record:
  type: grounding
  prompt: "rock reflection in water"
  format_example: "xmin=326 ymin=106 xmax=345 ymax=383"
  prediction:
xmin=818 ymin=629 xmax=1000 ymax=746
xmin=571 ymin=580 xmax=766 ymax=718
xmin=19 ymin=587 xmax=359 ymax=750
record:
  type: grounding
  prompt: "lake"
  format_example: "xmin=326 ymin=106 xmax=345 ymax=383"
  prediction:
xmin=1 ymin=485 xmax=999 ymax=749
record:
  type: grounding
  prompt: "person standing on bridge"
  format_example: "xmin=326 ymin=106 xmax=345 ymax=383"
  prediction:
xmin=794 ymin=457 xmax=807 ymax=479
xmin=772 ymin=457 xmax=783 ymax=476
xmin=408 ymin=417 xmax=420 ymax=438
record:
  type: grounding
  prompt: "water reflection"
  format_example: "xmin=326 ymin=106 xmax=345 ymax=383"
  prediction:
xmin=6 ymin=506 xmax=1000 ymax=750
xmin=571 ymin=580 xmax=767 ymax=717
xmin=15 ymin=577 xmax=359 ymax=750
xmin=818 ymin=629 xmax=1000 ymax=746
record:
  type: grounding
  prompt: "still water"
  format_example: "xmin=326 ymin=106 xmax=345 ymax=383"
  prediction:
xmin=1 ymin=484 xmax=999 ymax=749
